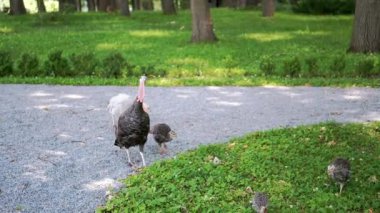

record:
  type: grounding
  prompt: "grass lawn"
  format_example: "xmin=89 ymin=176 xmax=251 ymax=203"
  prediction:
xmin=98 ymin=122 xmax=380 ymax=212
xmin=0 ymin=9 xmax=379 ymax=86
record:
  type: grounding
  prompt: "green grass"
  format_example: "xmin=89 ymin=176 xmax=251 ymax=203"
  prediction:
xmin=0 ymin=76 xmax=379 ymax=87
xmin=98 ymin=122 xmax=380 ymax=212
xmin=1 ymin=9 xmax=379 ymax=86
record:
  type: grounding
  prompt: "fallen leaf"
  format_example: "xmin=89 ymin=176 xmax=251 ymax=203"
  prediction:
xmin=327 ymin=140 xmax=337 ymax=146
xmin=245 ymin=186 xmax=253 ymax=194
xmin=228 ymin=143 xmax=236 ymax=149
xmin=368 ymin=175 xmax=378 ymax=183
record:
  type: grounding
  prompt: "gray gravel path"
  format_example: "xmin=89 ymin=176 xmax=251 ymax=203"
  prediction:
xmin=0 ymin=84 xmax=379 ymax=212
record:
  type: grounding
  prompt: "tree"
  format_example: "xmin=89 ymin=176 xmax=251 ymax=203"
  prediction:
xmin=161 ymin=0 xmax=176 ymax=15
xmin=348 ymin=0 xmax=380 ymax=53
xmin=132 ymin=0 xmax=142 ymax=10
xmin=119 ymin=0 xmax=130 ymax=16
xmin=9 ymin=0 xmax=27 ymax=15
xmin=36 ymin=0 xmax=46 ymax=13
xmin=190 ymin=0 xmax=217 ymax=43
xmin=142 ymin=0 xmax=154 ymax=10
xmin=237 ymin=0 xmax=247 ymax=9
xmin=262 ymin=0 xmax=275 ymax=17
xmin=87 ymin=0 xmax=96 ymax=11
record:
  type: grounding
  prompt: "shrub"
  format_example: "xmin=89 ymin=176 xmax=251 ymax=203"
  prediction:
xmin=70 ymin=52 xmax=99 ymax=76
xmin=35 ymin=12 xmax=66 ymax=26
xmin=44 ymin=50 xmax=73 ymax=77
xmin=137 ymin=65 xmax=167 ymax=77
xmin=226 ymin=68 xmax=246 ymax=77
xmin=304 ymin=57 xmax=319 ymax=77
xmin=222 ymin=55 xmax=238 ymax=70
xmin=329 ymin=55 xmax=346 ymax=77
xmin=0 ymin=50 xmax=13 ymax=77
xmin=101 ymin=52 xmax=126 ymax=78
xmin=373 ymin=58 xmax=380 ymax=77
xmin=291 ymin=0 xmax=355 ymax=15
xmin=16 ymin=53 xmax=40 ymax=77
xmin=282 ymin=57 xmax=301 ymax=77
xmin=355 ymin=58 xmax=375 ymax=78
xmin=259 ymin=56 xmax=276 ymax=76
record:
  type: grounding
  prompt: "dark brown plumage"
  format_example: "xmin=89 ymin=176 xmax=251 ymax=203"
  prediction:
xmin=114 ymin=76 xmax=150 ymax=167
xmin=150 ymin=123 xmax=177 ymax=154
xmin=252 ymin=192 xmax=268 ymax=213
xmin=327 ymin=158 xmax=350 ymax=194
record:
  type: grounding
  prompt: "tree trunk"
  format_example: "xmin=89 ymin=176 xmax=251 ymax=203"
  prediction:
xmin=142 ymin=0 xmax=154 ymax=10
xmin=87 ymin=0 xmax=96 ymax=11
xmin=119 ymin=0 xmax=130 ymax=16
xmin=247 ymin=0 xmax=260 ymax=7
xmin=179 ymin=0 xmax=189 ymax=9
xmin=76 ymin=0 xmax=82 ymax=11
xmin=36 ymin=0 xmax=46 ymax=13
xmin=161 ymin=0 xmax=176 ymax=15
xmin=262 ymin=0 xmax=274 ymax=17
xmin=132 ymin=0 xmax=142 ymax=10
xmin=348 ymin=0 xmax=380 ymax=53
xmin=237 ymin=0 xmax=247 ymax=9
xmin=9 ymin=0 xmax=27 ymax=15
xmin=98 ymin=0 xmax=111 ymax=11
xmin=191 ymin=0 xmax=217 ymax=43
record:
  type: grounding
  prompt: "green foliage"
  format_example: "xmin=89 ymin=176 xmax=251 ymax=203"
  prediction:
xmin=282 ymin=57 xmax=301 ymax=77
xmin=69 ymin=52 xmax=99 ymax=76
xmin=355 ymin=58 xmax=375 ymax=78
xmin=304 ymin=57 xmax=319 ymax=77
xmin=222 ymin=55 xmax=239 ymax=70
xmin=15 ymin=53 xmax=40 ymax=77
xmin=374 ymin=58 xmax=380 ymax=77
xmin=101 ymin=52 xmax=127 ymax=78
xmin=136 ymin=65 xmax=167 ymax=77
xmin=44 ymin=50 xmax=73 ymax=77
xmin=329 ymin=55 xmax=346 ymax=77
xmin=35 ymin=12 xmax=66 ymax=26
xmin=292 ymin=0 xmax=355 ymax=14
xmin=259 ymin=56 xmax=276 ymax=76
xmin=0 ymin=10 xmax=379 ymax=85
xmin=98 ymin=122 xmax=380 ymax=212
xmin=0 ymin=50 xmax=13 ymax=77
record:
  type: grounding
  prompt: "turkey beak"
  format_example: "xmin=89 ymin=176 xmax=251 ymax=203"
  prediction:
xmin=169 ymin=131 xmax=177 ymax=139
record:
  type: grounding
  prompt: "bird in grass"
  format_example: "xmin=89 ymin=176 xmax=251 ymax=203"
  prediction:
xmin=327 ymin=157 xmax=350 ymax=194
xmin=107 ymin=93 xmax=150 ymax=136
xmin=150 ymin=123 xmax=177 ymax=155
xmin=252 ymin=192 xmax=269 ymax=213
xmin=114 ymin=76 xmax=150 ymax=167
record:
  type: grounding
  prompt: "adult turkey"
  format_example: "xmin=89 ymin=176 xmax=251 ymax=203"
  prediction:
xmin=114 ymin=76 xmax=150 ymax=167
xmin=107 ymin=93 xmax=150 ymax=136
xmin=252 ymin=192 xmax=268 ymax=213
xmin=150 ymin=123 xmax=177 ymax=154
xmin=327 ymin=157 xmax=350 ymax=194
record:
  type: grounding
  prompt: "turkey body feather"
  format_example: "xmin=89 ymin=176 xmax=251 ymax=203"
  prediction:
xmin=327 ymin=158 xmax=350 ymax=194
xmin=115 ymin=99 xmax=150 ymax=149
xmin=150 ymin=123 xmax=177 ymax=154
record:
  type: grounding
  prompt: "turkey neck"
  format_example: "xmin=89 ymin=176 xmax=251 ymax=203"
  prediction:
xmin=131 ymin=99 xmax=145 ymax=114
xmin=137 ymin=78 xmax=145 ymax=103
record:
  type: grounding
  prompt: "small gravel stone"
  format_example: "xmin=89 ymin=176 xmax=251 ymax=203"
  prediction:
xmin=0 ymin=84 xmax=379 ymax=212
